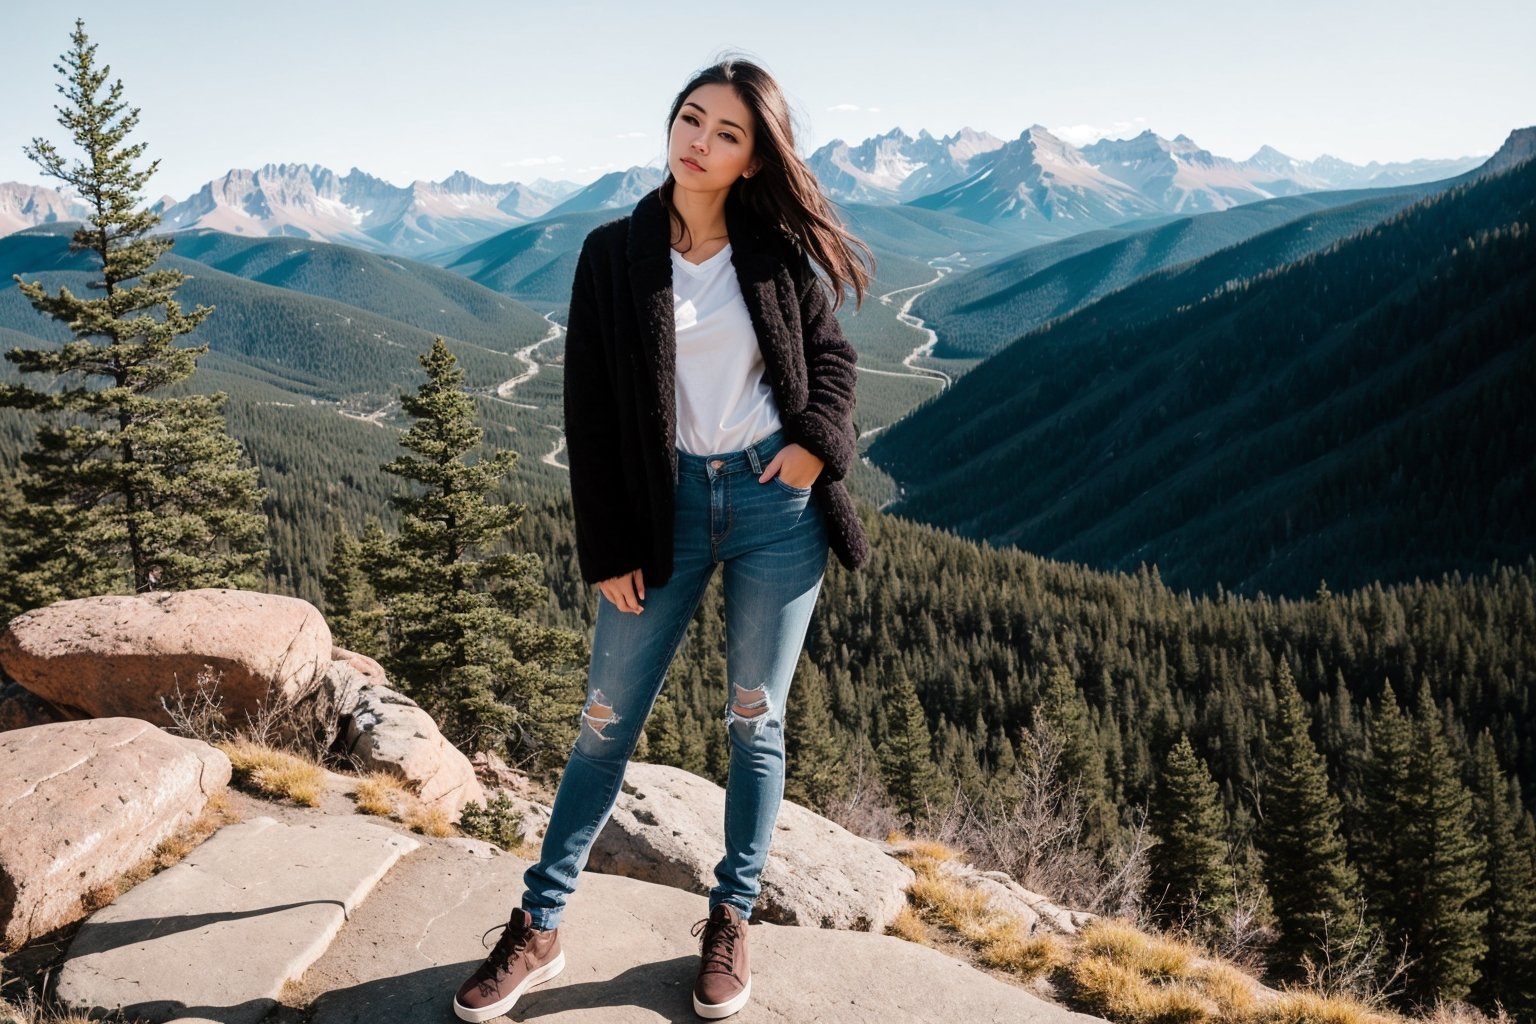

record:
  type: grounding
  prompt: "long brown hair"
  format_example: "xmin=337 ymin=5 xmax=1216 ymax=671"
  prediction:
xmin=659 ymin=55 xmax=875 ymax=311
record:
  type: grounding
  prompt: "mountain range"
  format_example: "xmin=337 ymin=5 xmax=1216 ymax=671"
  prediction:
xmin=1 ymin=128 xmax=1485 ymax=254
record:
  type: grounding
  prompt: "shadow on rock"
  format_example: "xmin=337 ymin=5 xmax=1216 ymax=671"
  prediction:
xmin=307 ymin=956 xmax=699 ymax=1024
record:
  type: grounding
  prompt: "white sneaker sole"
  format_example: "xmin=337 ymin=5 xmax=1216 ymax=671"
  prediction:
xmin=452 ymin=950 xmax=566 ymax=1022
xmin=693 ymin=972 xmax=751 ymax=1019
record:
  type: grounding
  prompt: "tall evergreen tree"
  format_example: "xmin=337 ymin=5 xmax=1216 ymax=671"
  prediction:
xmin=1470 ymin=732 xmax=1536 ymax=1018
xmin=1361 ymin=683 xmax=1489 ymax=1005
xmin=321 ymin=525 xmax=385 ymax=656
xmin=878 ymin=667 xmax=945 ymax=825
xmin=365 ymin=337 xmax=583 ymax=760
xmin=1259 ymin=661 xmax=1361 ymax=979
xmin=1037 ymin=664 xmax=1115 ymax=845
xmin=1146 ymin=734 xmax=1234 ymax=929
xmin=784 ymin=653 xmax=849 ymax=811
xmin=1354 ymin=683 xmax=1414 ymax=952
xmin=1 ymin=19 xmax=265 ymax=610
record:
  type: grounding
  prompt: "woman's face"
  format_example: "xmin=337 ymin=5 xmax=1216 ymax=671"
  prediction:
xmin=668 ymin=83 xmax=759 ymax=195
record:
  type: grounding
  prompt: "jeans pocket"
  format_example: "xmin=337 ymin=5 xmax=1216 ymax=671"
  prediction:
xmin=769 ymin=476 xmax=813 ymax=497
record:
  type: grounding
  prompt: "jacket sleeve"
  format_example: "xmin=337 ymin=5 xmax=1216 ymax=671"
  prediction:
xmin=786 ymin=259 xmax=859 ymax=482
xmin=563 ymin=234 xmax=638 ymax=584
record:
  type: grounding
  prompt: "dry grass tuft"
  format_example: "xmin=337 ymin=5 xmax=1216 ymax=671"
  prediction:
xmin=1191 ymin=961 xmax=1261 ymax=1020
xmin=905 ymin=839 xmax=960 ymax=863
xmin=406 ymin=806 xmax=454 ymax=838
xmin=353 ymin=772 xmax=408 ymax=818
xmin=977 ymin=925 xmax=1069 ymax=980
xmin=907 ymin=870 xmax=991 ymax=932
xmin=1080 ymin=919 xmax=1195 ymax=979
xmin=1069 ymin=920 xmax=1281 ymax=1024
xmin=885 ymin=905 xmax=929 ymax=944
xmin=1072 ymin=953 xmax=1214 ymax=1024
xmin=218 ymin=739 xmax=325 ymax=806
xmin=79 ymin=882 xmax=118 ymax=913
xmin=901 ymin=857 xmax=1066 ymax=983
xmin=1251 ymin=990 xmax=1404 ymax=1024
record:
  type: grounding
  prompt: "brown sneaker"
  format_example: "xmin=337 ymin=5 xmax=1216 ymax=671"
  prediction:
xmin=452 ymin=908 xmax=564 ymax=1022
xmin=691 ymin=904 xmax=751 ymax=1019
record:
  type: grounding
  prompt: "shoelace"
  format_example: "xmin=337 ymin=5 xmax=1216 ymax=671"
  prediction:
xmin=691 ymin=913 xmax=740 ymax=975
xmin=479 ymin=917 xmax=532 ymax=978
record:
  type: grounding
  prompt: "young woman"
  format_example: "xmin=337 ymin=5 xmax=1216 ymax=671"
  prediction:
xmin=453 ymin=55 xmax=872 ymax=1022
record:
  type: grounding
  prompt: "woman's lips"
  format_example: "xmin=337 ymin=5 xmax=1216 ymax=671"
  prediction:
xmin=681 ymin=157 xmax=704 ymax=172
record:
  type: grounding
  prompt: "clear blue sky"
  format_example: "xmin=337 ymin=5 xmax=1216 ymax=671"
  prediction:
xmin=3 ymin=0 xmax=1532 ymax=200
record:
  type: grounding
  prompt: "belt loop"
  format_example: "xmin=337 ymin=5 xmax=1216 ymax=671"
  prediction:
xmin=746 ymin=442 xmax=763 ymax=475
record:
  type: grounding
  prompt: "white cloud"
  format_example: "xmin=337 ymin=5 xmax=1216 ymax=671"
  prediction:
xmin=827 ymin=103 xmax=862 ymax=112
xmin=614 ymin=131 xmax=646 ymax=139
xmin=1051 ymin=118 xmax=1149 ymax=146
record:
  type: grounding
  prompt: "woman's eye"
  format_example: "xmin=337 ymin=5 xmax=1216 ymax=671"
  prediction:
xmin=681 ymin=114 xmax=698 ymax=125
xmin=719 ymin=133 xmax=737 ymax=144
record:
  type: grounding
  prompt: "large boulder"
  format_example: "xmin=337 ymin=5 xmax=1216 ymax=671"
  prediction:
xmin=333 ymin=670 xmax=486 ymax=820
xmin=586 ymin=762 xmax=914 ymax=932
xmin=0 ymin=718 xmax=232 ymax=949
xmin=0 ymin=590 xmax=333 ymax=728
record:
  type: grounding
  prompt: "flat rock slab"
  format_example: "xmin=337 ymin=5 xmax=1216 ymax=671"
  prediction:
xmin=301 ymin=836 xmax=1104 ymax=1024
xmin=0 ymin=718 xmax=231 ymax=949
xmin=587 ymin=762 xmax=914 ymax=932
xmin=55 ymin=814 xmax=418 ymax=1024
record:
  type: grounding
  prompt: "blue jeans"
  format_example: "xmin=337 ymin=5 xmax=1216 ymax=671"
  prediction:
xmin=521 ymin=429 xmax=828 ymax=929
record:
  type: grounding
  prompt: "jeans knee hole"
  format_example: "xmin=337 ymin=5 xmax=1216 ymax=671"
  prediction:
xmin=725 ymin=684 xmax=770 ymax=728
xmin=582 ymin=689 xmax=619 ymax=739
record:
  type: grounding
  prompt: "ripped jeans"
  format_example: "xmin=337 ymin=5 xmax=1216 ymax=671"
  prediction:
xmin=520 ymin=429 xmax=828 ymax=929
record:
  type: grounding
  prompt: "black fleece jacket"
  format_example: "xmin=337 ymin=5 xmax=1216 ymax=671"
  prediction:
xmin=563 ymin=188 xmax=871 ymax=586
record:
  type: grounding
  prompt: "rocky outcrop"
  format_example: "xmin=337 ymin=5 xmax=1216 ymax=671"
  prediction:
xmin=324 ymin=658 xmax=486 ymax=820
xmin=0 ymin=590 xmax=333 ymax=727
xmin=0 ymin=718 xmax=232 ymax=949
xmin=586 ymin=762 xmax=914 ymax=932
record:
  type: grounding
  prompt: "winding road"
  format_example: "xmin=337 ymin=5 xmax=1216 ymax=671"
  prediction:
xmin=858 ymin=262 xmax=955 ymax=440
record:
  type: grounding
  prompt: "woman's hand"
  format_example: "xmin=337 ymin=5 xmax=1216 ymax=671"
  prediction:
xmin=759 ymin=443 xmax=824 ymax=490
xmin=597 ymin=568 xmax=646 ymax=614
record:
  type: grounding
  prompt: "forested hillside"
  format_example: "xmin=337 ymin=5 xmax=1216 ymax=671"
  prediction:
xmin=913 ymin=180 xmax=1451 ymax=358
xmin=871 ymin=156 xmax=1536 ymax=599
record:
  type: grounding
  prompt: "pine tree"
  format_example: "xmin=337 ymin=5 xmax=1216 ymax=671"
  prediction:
xmin=1259 ymin=661 xmax=1360 ymax=979
xmin=1400 ymin=683 xmax=1488 ymax=1004
xmin=784 ymin=653 xmax=849 ymax=811
xmin=321 ymin=525 xmax=385 ymax=655
xmin=878 ymin=667 xmax=944 ymax=825
xmin=1037 ymin=664 xmax=1115 ymax=845
xmin=642 ymin=690 xmax=685 ymax=768
xmin=1146 ymin=734 xmax=1234 ymax=929
xmin=1470 ymin=732 xmax=1536 ymax=1017
xmin=1361 ymin=684 xmax=1489 ymax=1005
xmin=1 ymin=20 xmax=266 ymax=606
xmin=365 ymin=337 xmax=583 ymax=759
xmin=1355 ymin=683 xmax=1413 ymax=941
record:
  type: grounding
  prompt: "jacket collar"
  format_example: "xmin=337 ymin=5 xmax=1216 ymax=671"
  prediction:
xmin=624 ymin=188 xmax=803 ymax=470
xmin=625 ymin=186 xmax=781 ymax=270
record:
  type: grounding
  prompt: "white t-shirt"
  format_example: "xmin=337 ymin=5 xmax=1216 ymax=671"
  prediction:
xmin=671 ymin=242 xmax=782 ymax=455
